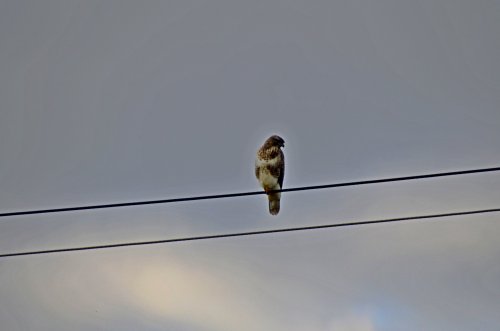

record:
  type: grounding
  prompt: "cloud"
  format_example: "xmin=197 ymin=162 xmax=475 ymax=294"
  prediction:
xmin=13 ymin=250 xmax=288 ymax=331
xmin=328 ymin=314 xmax=375 ymax=331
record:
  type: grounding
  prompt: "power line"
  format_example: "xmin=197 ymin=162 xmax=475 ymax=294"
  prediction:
xmin=1 ymin=166 xmax=499 ymax=219
xmin=0 ymin=207 xmax=498 ymax=258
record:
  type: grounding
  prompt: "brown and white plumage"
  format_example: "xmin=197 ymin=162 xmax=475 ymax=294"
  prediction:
xmin=255 ymin=135 xmax=285 ymax=215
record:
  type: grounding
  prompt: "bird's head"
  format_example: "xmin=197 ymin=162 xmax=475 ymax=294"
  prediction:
xmin=266 ymin=135 xmax=285 ymax=148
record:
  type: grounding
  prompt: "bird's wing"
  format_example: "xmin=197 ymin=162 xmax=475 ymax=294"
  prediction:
xmin=278 ymin=150 xmax=284 ymax=188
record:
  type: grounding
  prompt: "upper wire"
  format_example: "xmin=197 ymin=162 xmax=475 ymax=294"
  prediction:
xmin=1 ymin=166 xmax=499 ymax=219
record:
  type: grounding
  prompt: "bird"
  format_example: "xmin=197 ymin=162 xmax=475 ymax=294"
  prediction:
xmin=255 ymin=135 xmax=285 ymax=215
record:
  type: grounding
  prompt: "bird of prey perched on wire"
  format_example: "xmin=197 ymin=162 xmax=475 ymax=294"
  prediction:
xmin=255 ymin=135 xmax=285 ymax=215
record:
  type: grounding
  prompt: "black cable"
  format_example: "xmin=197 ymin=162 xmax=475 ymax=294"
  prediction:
xmin=0 ymin=166 xmax=499 ymax=219
xmin=1 ymin=207 xmax=498 ymax=258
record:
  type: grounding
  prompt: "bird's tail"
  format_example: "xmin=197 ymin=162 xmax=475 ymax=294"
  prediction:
xmin=268 ymin=193 xmax=281 ymax=215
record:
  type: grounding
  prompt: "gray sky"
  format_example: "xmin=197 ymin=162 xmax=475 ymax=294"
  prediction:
xmin=1 ymin=1 xmax=500 ymax=330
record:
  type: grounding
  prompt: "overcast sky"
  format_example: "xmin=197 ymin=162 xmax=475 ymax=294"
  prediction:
xmin=1 ymin=1 xmax=500 ymax=330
